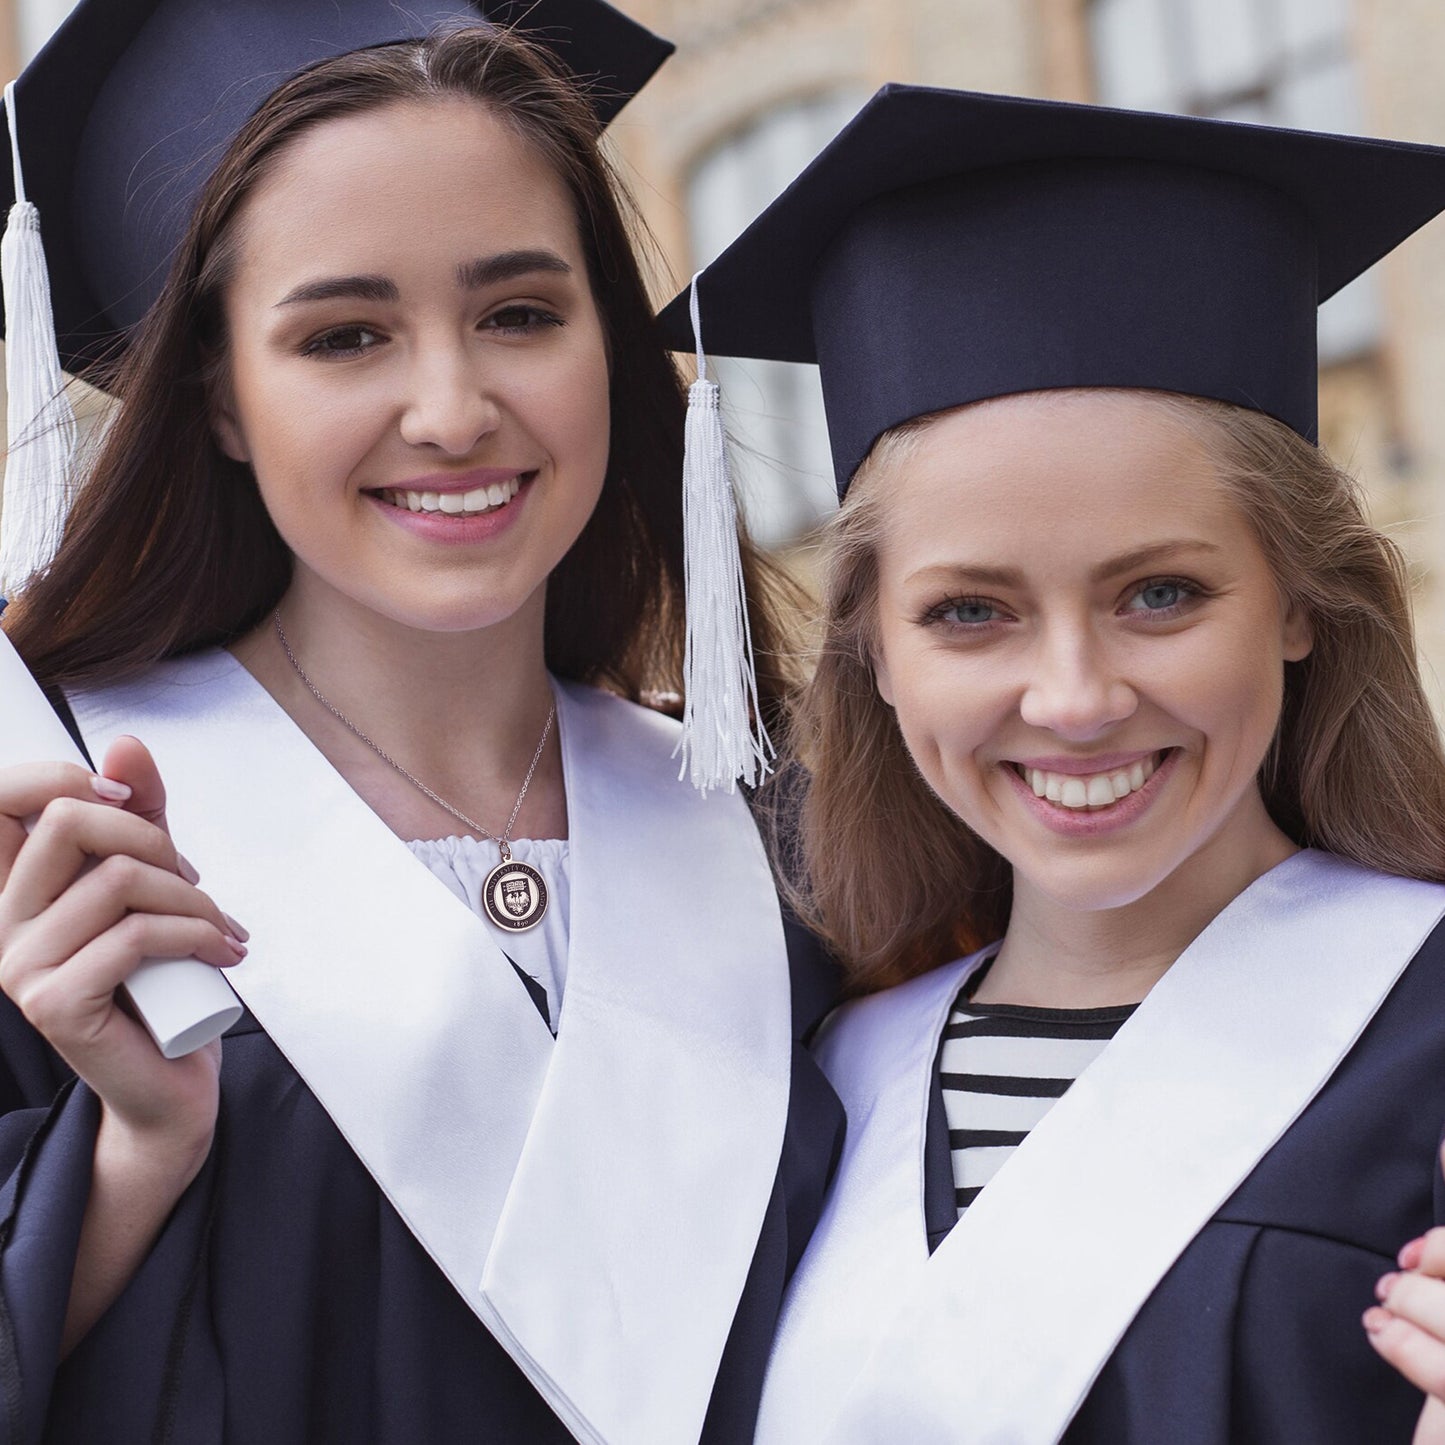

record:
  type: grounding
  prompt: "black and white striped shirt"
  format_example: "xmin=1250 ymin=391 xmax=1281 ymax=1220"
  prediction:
xmin=940 ymin=986 xmax=1137 ymax=1217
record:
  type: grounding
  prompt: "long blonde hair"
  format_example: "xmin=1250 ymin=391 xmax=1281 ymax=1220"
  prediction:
xmin=777 ymin=390 xmax=1445 ymax=993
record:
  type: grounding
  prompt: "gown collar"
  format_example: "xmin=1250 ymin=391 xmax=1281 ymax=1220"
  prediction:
xmin=756 ymin=851 xmax=1445 ymax=1444
xmin=71 ymin=650 xmax=792 ymax=1445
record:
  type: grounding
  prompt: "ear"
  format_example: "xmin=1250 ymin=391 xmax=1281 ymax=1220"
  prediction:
xmin=209 ymin=388 xmax=251 ymax=465
xmin=1282 ymin=599 xmax=1313 ymax=663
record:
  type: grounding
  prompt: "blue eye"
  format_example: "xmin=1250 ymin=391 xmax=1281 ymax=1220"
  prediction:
xmin=943 ymin=598 xmax=998 ymax=626
xmin=919 ymin=594 xmax=1011 ymax=632
xmin=1140 ymin=583 xmax=1181 ymax=610
xmin=1124 ymin=578 xmax=1197 ymax=614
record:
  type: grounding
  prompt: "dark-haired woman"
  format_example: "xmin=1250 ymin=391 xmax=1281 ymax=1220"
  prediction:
xmin=670 ymin=86 xmax=1445 ymax=1441
xmin=0 ymin=10 xmax=841 ymax=1444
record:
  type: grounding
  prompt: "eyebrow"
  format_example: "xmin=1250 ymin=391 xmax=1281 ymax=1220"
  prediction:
xmin=277 ymin=274 xmax=399 ymax=307
xmin=455 ymin=249 xmax=572 ymax=290
xmin=904 ymin=540 xmax=1224 ymax=591
xmin=275 ymin=250 xmax=573 ymax=308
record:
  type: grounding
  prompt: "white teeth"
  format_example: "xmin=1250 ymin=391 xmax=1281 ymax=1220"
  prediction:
xmin=1020 ymin=752 xmax=1163 ymax=810
xmin=381 ymin=476 xmax=524 ymax=515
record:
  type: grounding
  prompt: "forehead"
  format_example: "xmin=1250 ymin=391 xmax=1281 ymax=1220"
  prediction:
xmin=228 ymin=97 xmax=583 ymax=285
xmin=873 ymin=391 xmax=1255 ymax=575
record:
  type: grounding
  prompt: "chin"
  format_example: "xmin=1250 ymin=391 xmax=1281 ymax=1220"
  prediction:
xmin=1011 ymin=846 xmax=1181 ymax=916
xmin=366 ymin=578 xmax=543 ymax=636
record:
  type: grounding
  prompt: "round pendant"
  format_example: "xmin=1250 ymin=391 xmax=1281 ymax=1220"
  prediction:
xmin=482 ymin=857 xmax=548 ymax=932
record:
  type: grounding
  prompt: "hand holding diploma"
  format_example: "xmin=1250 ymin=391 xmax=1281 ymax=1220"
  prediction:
xmin=0 ymin=731 xmax=251 ymax=1350
xmin=0 ymin=630 xmax=242 ymax=1057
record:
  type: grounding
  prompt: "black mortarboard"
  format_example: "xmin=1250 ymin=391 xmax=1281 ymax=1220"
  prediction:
xmin=2 ymin=0 xmax=673 ymax=371
xmin=659 ymin=85 xmax=1445 ymax=494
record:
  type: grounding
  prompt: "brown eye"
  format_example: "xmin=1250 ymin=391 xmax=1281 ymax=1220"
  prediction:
xmin=484 ymin=306 xmax=564 ymax=334
xmin=302 ymin=326 xmax=381 ymax=357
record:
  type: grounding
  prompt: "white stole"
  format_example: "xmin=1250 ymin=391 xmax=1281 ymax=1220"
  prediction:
xmin=756 ymin=851 xmax=1445 ymax=1445
xmin=71 ymin=651 xmax=792 ymax=1445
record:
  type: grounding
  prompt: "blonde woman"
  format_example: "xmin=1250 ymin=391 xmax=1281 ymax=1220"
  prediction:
xmin=667 ymin=87 xmax=1445 ymax=1441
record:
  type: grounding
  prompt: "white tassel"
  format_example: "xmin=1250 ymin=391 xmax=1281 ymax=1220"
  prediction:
xmin=1 ymin=80 xmax=76 ymax=598
xmin=674 ymin=273 xmax=773 ymax=795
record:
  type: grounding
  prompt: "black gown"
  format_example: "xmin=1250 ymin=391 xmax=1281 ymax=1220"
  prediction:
xmin=923 ymin=917 xmax=1445 ymax=1441
xmin=0 ymin=913 xmax=843 ymax=1444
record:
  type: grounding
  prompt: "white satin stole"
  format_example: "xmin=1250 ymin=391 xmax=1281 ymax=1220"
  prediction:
xmin=71 ymin=651 xmax=792 ymax=1445
xmin=756 ymin=851 xmax=1445 ymax=1445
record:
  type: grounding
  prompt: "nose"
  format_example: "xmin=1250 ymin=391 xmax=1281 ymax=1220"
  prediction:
xmin=397 ymin=339 xmax=501 ymax=456
xmin=1018 ymin=624 xmax=1138 ymax=741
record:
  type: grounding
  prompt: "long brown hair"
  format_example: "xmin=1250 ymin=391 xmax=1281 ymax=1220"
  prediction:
xmin=780 ymin=390 xmax=1445 ymax=993
xmin=5 ymin=25 xmax=797 ymax=723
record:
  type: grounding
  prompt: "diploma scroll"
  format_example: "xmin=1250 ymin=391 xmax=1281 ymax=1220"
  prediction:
xmin=0 ymin=630 xmax=242 ymax=1057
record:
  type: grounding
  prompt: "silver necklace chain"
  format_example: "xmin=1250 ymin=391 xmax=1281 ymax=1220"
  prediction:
xmin=273 ymin=611 xmax=554 ymax=859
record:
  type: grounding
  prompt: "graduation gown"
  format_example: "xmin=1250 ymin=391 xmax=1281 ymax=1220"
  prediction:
xmin=0 ymin=652 xmax=844 ymax=1445
xmin=756 ymin=851 xmax=1445 ymax=1444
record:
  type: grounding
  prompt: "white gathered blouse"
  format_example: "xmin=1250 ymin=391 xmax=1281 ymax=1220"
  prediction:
xmin=406 ymin=835 xmax=571 ymax=1030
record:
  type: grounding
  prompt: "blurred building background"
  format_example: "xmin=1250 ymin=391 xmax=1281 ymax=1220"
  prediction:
xmin=4 ymin=0 xmax=1445 ymax=707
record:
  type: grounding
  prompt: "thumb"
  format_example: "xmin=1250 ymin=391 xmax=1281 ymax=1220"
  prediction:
xmin=99 ymin=735 xmax=170 ymax=834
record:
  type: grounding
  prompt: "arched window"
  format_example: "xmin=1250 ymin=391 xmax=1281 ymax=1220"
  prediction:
xmin=1089 ymin=0 xmax=1376 ymax=361
xmin=687 ymin=89 xmax=865 ymax=547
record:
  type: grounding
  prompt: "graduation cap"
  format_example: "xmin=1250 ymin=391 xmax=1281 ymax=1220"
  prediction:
xmin=5 ymin=0 xmax=671 ymax=373
xmin=659 ymin=83 xmax=1445 ymax=793
xmin=0 ymin=0 xmax=671 ymax=606
xmin=659 ymin=84 xmax=1445 ymax=495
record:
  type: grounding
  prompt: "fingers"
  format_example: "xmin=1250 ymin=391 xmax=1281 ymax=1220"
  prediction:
xmin=98 ymin=736 xmax=169 ymax=830
xmin=1378 ymin=1271 xmax=1445 ymax=1342
xmin=10 ymin=912 xmax=243 ymax=1104
xmin=0 ymin=794 xmax=184 ymax=929
xmin=17 ymin=913 xmax=242 ymax=1031
xmin=0 ymin=762 xmax=135 ymax=880
xmin=1366 ymin=1305 xmax=1445 ymax=1402
xmin=1415 ymin=1394 xmax=1445 ymax=1445
xmin=1399 ymin=1228 xmax=1445 ymax=1276
xmin=0 ymin=856 xmax=235 ymax=984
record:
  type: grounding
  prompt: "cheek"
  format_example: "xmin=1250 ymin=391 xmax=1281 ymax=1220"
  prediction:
xmin=561 ymin=347 xmax=612 ymax=479
xmin=875 ymin=634 xmax=998 ymax=782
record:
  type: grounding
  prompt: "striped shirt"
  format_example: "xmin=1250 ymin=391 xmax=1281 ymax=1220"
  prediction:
xmin=940 ymin=985 xmax=1137 ymax=1217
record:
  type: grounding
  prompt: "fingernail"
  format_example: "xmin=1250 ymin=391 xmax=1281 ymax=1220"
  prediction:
xmin=1363 ymin=1306 xmax=1390 ymax=1333
xmin=1376 ymin=1272 xmax=1399 ymax=1302
xmin=222 ymin=935 xmax=248 ymax=960
xmin=1399 ymin=1237 xmax=1425 ymax=1269
xmin=222 ymin=912 xmax=249 ymax=943
xmin=91 ymin=775 xmax=132 ymax=802
xmin=176 ymin=854 xmax=201 ymax=885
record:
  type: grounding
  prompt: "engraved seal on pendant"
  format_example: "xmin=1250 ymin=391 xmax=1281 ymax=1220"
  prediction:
xmin=483 ymin=858 xmax=548 ymax=932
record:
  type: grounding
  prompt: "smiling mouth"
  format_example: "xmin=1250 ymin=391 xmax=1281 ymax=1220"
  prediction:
xmin=1012 ymin=750 xmax=1170 ymax=811
xmin=373 ymin=473 xmax=529 ymax=516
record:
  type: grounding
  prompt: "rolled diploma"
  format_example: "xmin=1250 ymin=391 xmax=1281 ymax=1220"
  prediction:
xmin=0 ymin=630 xmax=242 ymax=1057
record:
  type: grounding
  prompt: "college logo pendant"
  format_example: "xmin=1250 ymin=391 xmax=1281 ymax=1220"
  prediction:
xmin=482 ymin=857 xmax=548 ymax=932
